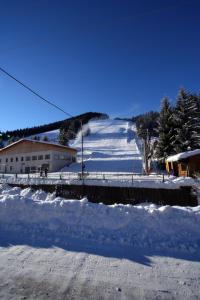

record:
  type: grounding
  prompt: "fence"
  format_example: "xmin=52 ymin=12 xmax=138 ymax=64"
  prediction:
xmin=0 ymin=171 xmax=166 ymax=186
xmin=7 ymin=183 xmax=198 ymax=207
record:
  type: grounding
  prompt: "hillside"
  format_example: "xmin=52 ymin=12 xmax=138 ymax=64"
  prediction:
xmin=0 ymin=112 xmax=107 ymax=140
xmin=63 ymin=119 xmax=143 ymax=173
xmin=33 ymin=119 xmax=143 ymax=173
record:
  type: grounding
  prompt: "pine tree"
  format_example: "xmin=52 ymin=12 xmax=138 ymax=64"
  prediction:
xmin=59 ymin=128 xmax=69 ymax=146
xmin=8 ymin=136 xmax=14 ymax=145
xmin=156 ymin=97 xmax=174 ymax=159
xmin=0 ymin=137 xmax=3 ymax=148
xmin=187 ymin=93 xmax=200 ymax=149
xmin=43 ymin=136 xmax=49 ymax=142
xmin=172 ymin=89 xmax=200 ymax=152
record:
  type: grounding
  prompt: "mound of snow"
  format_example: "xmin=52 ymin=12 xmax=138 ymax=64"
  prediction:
xmin=0 ymin=184 xmax=200 ymax=254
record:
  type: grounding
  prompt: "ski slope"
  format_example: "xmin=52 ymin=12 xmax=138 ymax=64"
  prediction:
xmin=64 ymin=119 xmax=143 ymax=173
xmin=30 ymin=130 xmax=59 ymax=143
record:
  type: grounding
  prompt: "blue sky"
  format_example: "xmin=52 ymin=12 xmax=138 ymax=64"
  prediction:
xmin=0 ymin=0 xmax=200 ymax=131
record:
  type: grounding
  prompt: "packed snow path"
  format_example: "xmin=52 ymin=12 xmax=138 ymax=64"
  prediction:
xmin=1 ymin=245 xmax=200 ymax=300
xmin=64 ymin=119 xmax=143 ymax=173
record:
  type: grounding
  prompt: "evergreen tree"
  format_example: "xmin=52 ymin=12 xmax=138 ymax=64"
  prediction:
xmin=7 ymin=136 xmax=14 ymax=145
xmin=172 ymin=89 xmax=200 ymax=152
xmin=187 ymin=93 xmax=200 ymax=149
xmin=134 ymin=111 xmax=159 ymax=138
xmin=0 ymin=136 xmax=3 ymax=148
xmin=43 ymin=136 xmax=49 ymax=142
xmin=59 ymin=128 xmax=69 ymax=146
xmin=156 ymin=97 xmax=174 ymax=159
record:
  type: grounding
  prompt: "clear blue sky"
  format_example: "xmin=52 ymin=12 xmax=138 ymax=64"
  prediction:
xmin=0 ymin=0 xmax=200 ymax=131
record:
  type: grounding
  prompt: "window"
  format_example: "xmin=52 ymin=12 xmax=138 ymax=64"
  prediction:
xmin=31 ymin=166 xmax=36 ymax=172
xmin=10 ymin=166 xmax=12 ymax=171
xmin=16 ymin=157 xmax=18 ymax=162
xmin=45 ymin=154 xmax=50 ymax=160
xmin=38 ymin=155 xmax=43 ymax=160
xmin=21 ymin=157 xmax=24 ymax=161
xmin=32 ymin=156 xmax=37 ymax=161
xmin=26 ymin=156 xmax=31 ymax=161
xmin=6 ymin=158 xmax=8 ymax=163
xmin=181 ymin=164 xmax=187 ymax=171
xmin=0 ymin=159 xmax=1 ymax=163
xmin=10 ymin=158 xmax=13 ymax=162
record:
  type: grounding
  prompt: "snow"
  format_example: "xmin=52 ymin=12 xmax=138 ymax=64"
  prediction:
xmin=166 ymin=148 xmax=200 ymax=162
xmin=27 ymin=119 xmax=144 ymax=173
xmin=29 ymin=129 xmax=59 ymax=143
xmin=1 ymin=173 xmax=199 ymax=190
xmin=0 ymin=183 xmax=199 ymax=253
xmin=1 ymin=245 xmax=200 ymax=300
xmin=63 ymin=119 xmax=143 ymax=173
xmin=1 ymin=183 xmax=200 ymax=299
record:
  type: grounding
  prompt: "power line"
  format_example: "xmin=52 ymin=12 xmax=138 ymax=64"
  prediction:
xmin=0 ymin=66 xmax=73 ymax=118
xmin=0 ymin=66 xmax=129 ymax=136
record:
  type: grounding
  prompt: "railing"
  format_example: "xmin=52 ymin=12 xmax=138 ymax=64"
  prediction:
xmin=0 ymin=171 xmax=165 ymax=186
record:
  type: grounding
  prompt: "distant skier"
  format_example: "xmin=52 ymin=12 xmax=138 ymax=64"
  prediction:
xmin=44 ymin=168 xmax=48 ymax=177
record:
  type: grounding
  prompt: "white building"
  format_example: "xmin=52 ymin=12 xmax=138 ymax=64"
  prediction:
xmin=0 ymin=139 xmax=77 ymax=173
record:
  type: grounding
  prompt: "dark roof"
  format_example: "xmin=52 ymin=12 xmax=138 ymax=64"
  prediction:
xmin=0 ymin=138 xmax=77 ymax=153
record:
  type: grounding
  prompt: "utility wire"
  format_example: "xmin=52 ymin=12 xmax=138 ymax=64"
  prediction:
xmin=0 ymin=66 xmax=128 ymax=135
xmin=0 ymin=66 xmax=133 ymax=142
xmin=0 ymin=66 xmax=73 ymax=118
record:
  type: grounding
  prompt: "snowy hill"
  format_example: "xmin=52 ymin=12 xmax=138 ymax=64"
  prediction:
xmin=31 ymin=129 xmax=59 ymax=143
xmin=29 ymin=119 xmax=143 ymax=173
xmin=64 ymin=119 xmax=143 ymax=173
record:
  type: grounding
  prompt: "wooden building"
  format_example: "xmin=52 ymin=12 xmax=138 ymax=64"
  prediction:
xmin=166 ymin=149 xmax=200 ymax=177
xmin=0 ymin=139 xmax=77 ymax=174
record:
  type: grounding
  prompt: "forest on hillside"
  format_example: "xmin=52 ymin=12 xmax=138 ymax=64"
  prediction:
xmin=0 ymin=112 xmax=108 ymax=147
xmin=133 ymin=88 xmax=200 ymax=160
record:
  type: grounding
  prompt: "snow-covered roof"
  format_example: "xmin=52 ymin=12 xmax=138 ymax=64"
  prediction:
xmin=166 ymin=149 xmax=200 ymax=162
xmin=0 ymin=138 xmax=77 ymax=153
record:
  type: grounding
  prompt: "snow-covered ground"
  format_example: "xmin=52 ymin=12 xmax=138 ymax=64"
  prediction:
xmin=0 ymin=184 xmax=199 ymax=252
xmin=29 ymin=129 xmax=59 ymax=143
xmin=28 ymin=119 xmax=143 ymax=173
xmin=1 ymin=173 xmax=199 ymax=192
xmin=0 ymin=184 xmax=200 ymax=299
xmin=1 ymin=245 xmax=200 ymax=300
xmin=62 ymin=119 xmax=143 ymax=173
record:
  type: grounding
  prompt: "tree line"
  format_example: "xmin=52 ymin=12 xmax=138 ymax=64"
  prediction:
xmin=132 ymin=88 xmax=200 ymax=162
xmin=0 ymin=112 xmax=108 ymax=148
xmin=155 ymin=88 xmax=200 ymax=160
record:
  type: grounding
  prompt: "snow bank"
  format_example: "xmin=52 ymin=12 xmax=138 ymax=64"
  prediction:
xmin=0 ymin=184 xmax=200 ymax=254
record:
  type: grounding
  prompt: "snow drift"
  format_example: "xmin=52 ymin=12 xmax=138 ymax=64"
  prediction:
xmin=0 ymin=184 xmax=200 ymax=254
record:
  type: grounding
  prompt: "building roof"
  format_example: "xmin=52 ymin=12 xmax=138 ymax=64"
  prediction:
xmin=166 ymin=149 xmax=200 ymax=162
xmin=0 ymin=138 xmax=77 ymax=153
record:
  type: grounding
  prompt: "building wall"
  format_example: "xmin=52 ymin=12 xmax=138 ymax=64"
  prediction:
xmin=188 ymin=155 xmax=200 ymax=176
xmin=178 ymin=163 xmax=188 ymax=177
xmin=167 ymin=155 xmax=200 ymax=177
xmin=0 ymin=143 xmax=77 ymax=173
